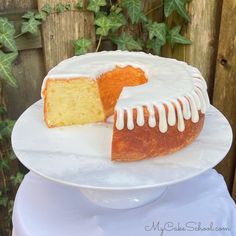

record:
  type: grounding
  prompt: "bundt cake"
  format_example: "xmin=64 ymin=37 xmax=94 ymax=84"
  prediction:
xmin=41 ymin=51 xmax=210 ymax=161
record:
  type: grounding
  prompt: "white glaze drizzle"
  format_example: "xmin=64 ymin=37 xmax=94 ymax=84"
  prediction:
xmin=155 ymin=103 xmax=168 ymax=133
xmin=147 ymin=105 xmax=156 ymax=128
xmin=172 ymin=99 xmax=185 ymax=132
xmin=41 ymin=51 xmax=210 ymax=133
xmin=126 ymin=108 xmax=134 ymax=130
xmin=187 ymin=94 xmax=199 ymax=123
xmin=116 ymin=109 xmax=124 ymax=130
xmin=179 ymin=97 xmax=191 ymax=120
xmin=165 ymin=101 xmax=176 ymax=126
xmin=195 ymin=87 xmax=206 ymax=113
xmin=136 ymin=106 xmax=145 ymax=126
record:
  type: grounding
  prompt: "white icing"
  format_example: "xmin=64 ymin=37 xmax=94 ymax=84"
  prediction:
xmin=147 ymin=105 xmax=156 ymax=128
xmin=41 ymin=50 xmax=210 ymax=133
xmin=136 ymin=106 xmax=144 ymax=127
xmin=165 ymin=101 xmax=176 ymax=126
xmin=179 ymin=97 xmax=191 ymax=120
xmin=155 ymin=103 xmax=168 ymax=133
xmin=115 ymin=109 xmax=124 ymax=130
xmin=126 ymin=108 xmax=134 ymax=130
xmin=187 ymin=94 xmax=200 ymax=123
xmin=172 ymin=99 xmax=185 ymax=132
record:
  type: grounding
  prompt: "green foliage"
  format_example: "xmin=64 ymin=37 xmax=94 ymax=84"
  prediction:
xmin=147 ymin=38 xmax=162 ymax=55
xmin=0 ymin=18 xmax=17 ymax=52
xmin=0 ymin=189 xmax=9 ymax=207
xmin=75 ymin=0 xmax=84 ymax=9
xmin=10 ymin=172 xmax=24 ymax=186
xmin=87 ymin=0 xmax=106 ymax=13
xmin=55 ymin=3 xmax=66 ymax=13
xmin=0 ymin=106 xmax=7 ymax=115
xmin=74 ymin=38 xmax=92 ymax=55
xmin=21 ymin=18 xmax=41 ymax=35
xmin=146 ymin=22 xmax=167 ymax=43
xmin=0 ymin=119 xmax=15 ymax=141
xmin=41 ymin=3 xmax=52 ymax=15
xmin=22 ymin=11 xmax=35 ymax=20
xmin=121 ymin=0 xmax=144 ymax=24
xmin=95 ymin=16 xmax=113 ymax=36
xmin=0 ymin=51 xmax=18 ymax=87
xmin=111 ymin=32 xmax=142 ymax=51
xmin=164 ymin=0 xmax=190 ymax=21
xmin=167 ymin=25 xmax=191 ymax=48
xmin=35 ymin=11 xmax=47 ymax=21
xmin=108 ymin=12 xmax=126 ymax=32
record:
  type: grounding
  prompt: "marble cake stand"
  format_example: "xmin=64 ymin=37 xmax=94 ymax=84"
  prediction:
xmin=12 ymin=100 xmax=232 ymax=209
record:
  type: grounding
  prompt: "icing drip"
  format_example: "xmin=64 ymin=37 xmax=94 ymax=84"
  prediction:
xmin=165 ymin=101 xmax=176 ymax=126
xmin=192 ymin=91 xmax=201 ymax=110
xmin=126 ymin=108 xmax=134 ymax=130
xmin=187 ymin=94 xmax=199 ymax=123
xmin=195 ymin=87 xmax=206 ymax=113
xmin=116 ymin=109 xmax=124 ymax=130
xmin=179 ymin=97 xmax=191 ymax=120
xmin=136 ymin=106 xmax=145 ymax=126
xmin=172 ymin=100 xmax=185 ymax=132
xmin=147 ymin=105 xmax=156 ymax=128
xmin=155 ymin=103 xmax=168 ymax=133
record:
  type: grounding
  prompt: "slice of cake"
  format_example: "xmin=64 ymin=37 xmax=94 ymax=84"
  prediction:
xmin=41 ymin=51 xmax=209 ymax=161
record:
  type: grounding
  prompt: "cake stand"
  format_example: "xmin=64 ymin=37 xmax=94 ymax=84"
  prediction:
xmin=12 ymin=100 xmax=232 ymax=209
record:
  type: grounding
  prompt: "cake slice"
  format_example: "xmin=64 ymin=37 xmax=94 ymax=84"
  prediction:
xmin=43 ymin=65 xmax=147 ymax=127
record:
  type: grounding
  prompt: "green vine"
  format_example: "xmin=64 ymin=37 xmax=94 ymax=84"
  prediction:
xmin=0 ymin=0 xmax=191 ymax=234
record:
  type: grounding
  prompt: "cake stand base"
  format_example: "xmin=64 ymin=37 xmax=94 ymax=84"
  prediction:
xmin=80 ymin=186 xmax=167 ymax=209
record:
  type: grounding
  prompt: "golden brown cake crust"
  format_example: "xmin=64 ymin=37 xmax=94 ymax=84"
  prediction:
xmin=112 ymin=108 xmax=205 ymax=161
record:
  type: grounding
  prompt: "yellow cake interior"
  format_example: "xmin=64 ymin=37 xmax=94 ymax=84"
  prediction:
xmin=43 ymin=66 xmax=147 ymax=127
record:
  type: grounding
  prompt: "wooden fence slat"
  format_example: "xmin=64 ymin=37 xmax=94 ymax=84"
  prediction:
xmin=213 ymin=0 xmax=236 ymax=196
xmin=162 ymin=0 xmax=223 ymax=99
xmin=6 ymin=49 xmax=46 ymax=118
xmin=37 ymin=0 xmax=96 ymax=72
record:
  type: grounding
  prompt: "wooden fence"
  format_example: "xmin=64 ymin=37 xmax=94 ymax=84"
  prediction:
xmin=1 ymin=0 xmax=236 ymax=201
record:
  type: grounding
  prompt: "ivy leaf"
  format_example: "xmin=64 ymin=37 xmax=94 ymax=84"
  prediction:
xmin=22 ymin=11 xmax=35 ymax=20
xmin=41 ymin=3 xmax=52 ymax=15
xmin=108 ymin=12 xmax=126 ymax=32
xmin=87 ymin=0 xmax=106 ymax=13
xmin=122 ymin=0 xmax=143 ymax=24
xmin=21 ymin=18 xmax=41 ymax=35
xmin=167 ymin=25 xmax=191 ymax=48
xmin=10 ymin=172 xmax=24 ymax=186
xmin=75 ymin=0 xmax=84 ymax=9
xmin=55 ymin=3 xmax=66 ymax=13
xmin=35 ymin=11 xmax=47 ymax=21
xmin=0 ymin=119 xmax=15 ymax=139
xmin=111 ymin=32 xmax=142 ymax=51
xmin=146 ymin=22 xmax=167 ymax=44
xmin=0 ymin=18 xmax=17 ymax=52
xmin=95 ymin=16 xmax=112 ymax=36
xmin=110 ymin=4 xmax=122 ymax=14
xmin=147 ymin=38 xmax=162 ymax=55
xmin=164 ymin=0 xmax=190 ymax=22
xmin=0 ymin=51 xmax=18 ymax=87
xmin=73 ymin=38 xmax=92 ymax=55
